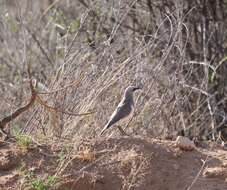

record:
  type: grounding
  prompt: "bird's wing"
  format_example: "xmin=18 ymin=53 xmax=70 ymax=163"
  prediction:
xmin=109 ymin=101 xmax=131 ymax=125
xmin=100 ymin=100 xmax=132 ymax=135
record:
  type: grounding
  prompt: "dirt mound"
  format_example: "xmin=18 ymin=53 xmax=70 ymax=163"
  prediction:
xmin=0 ymin=137 xmax=227 ymax=190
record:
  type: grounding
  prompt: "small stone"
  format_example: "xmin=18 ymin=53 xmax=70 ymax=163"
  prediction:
xmin=203 ymin=167 xmax=226 ymax=178
xmin=175 ymin=136 xmax=196 ymax=151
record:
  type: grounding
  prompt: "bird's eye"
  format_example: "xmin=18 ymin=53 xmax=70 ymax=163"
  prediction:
xmin=133 ymin=87 xmax=141 ymax=91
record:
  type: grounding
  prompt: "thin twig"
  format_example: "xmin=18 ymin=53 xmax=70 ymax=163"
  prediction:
xmin=0 ymin=66 xmax=36 ymax=135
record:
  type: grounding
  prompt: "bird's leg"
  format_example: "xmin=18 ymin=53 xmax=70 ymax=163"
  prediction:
xmin=0 ymin=128 xmax=9 ymax=141
xmin=123 ymin=110 xmax=134 ymax=131
xmin=116 ymin=125 xmax=128 ymax=136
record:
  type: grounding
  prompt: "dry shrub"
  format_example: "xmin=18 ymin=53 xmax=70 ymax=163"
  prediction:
xmin=0 ymin=0 xmax=227 ymax=143
xmin=74 ymin=146 xmax=96 ymax=162
xmin=116 ymin=148 xmax=140 ymax=167
xmin=116 ymin=149 xmax=148 ymax=190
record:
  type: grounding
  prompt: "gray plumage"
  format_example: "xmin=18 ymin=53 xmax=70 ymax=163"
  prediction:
xmin=100 ymin=86 xmax=141 ymax=135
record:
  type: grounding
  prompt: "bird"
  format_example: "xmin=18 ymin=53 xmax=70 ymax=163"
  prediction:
xmin=100 ymin=85 xmax=141 ymax=135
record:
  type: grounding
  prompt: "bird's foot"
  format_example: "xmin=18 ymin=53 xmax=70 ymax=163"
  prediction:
xmin=0 ymin=128 xmax=11 ymax=141
xmin=117 ymin=126 xmax=129 ymax=136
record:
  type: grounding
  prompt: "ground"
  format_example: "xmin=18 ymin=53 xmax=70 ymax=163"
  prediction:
xmin=0 ymin=136 xmax=227 ymax=190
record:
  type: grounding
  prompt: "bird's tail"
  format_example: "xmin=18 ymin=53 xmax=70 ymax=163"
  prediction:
xmin=100 ymin=123 xmax=110 ymax=136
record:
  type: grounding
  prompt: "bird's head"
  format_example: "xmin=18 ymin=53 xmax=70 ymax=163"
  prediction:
xmin=124 ymin=85 xmax=142 ymax=97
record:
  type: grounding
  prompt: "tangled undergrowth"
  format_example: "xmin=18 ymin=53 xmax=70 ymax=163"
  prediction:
xmin=0 ymin=1 xmax=227 ymax=189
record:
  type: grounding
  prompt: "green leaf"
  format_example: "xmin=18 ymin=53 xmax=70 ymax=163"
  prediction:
xmin=69 ymin=19 xmax=80 ymax=33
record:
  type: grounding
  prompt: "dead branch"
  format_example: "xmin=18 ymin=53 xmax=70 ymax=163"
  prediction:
xmin=25 ymin=26 xmax=53 ymax=66
xmin=37 ymin=74 xmax=84 ymax=95
xmin=36 ymin=94 xmax=94 ymax=116
xmin=0 ymin=67 xmax=36 ymax=134
xmin=0 ymin=69 xmax=93 ymax=137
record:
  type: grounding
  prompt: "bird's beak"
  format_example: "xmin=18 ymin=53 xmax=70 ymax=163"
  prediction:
xmin=133 ymin=86 xmax=142 ymax=91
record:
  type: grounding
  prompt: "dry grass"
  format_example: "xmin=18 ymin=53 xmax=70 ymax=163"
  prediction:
xmin=116 ymin=148 xmax=140 ymax=167
xmin=74 ymin=146 xmax=96 ymax=162
xmin=1 ymin=0 xmax=226 ymax=142
xmin=1 ymin=1 xmax=227 ymax=189
xmin=116 ymin=148 xmax=148 ymax=190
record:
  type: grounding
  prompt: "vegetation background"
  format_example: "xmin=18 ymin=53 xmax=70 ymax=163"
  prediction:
xmin=1 ymin=1 xmax=227 ymax=190
xmin=1 ymin=0 xmax=227 ymax=140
